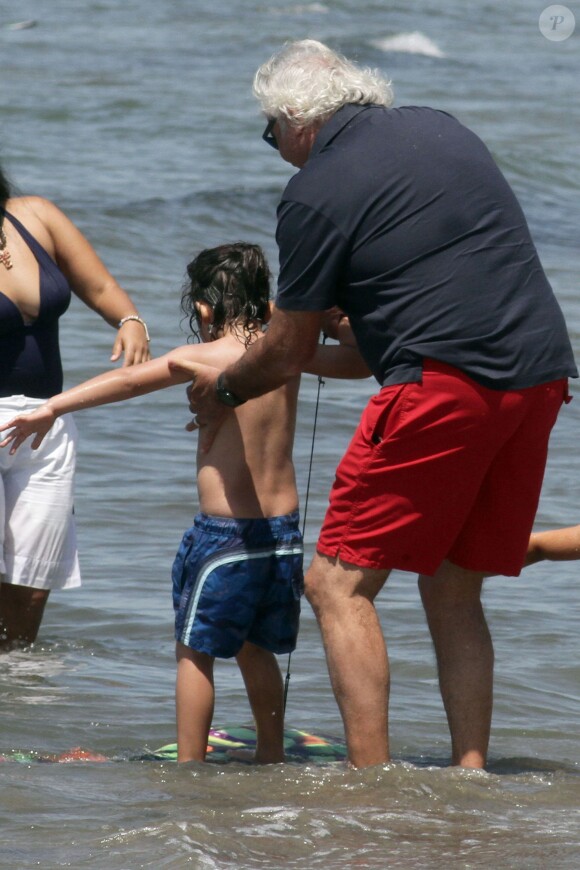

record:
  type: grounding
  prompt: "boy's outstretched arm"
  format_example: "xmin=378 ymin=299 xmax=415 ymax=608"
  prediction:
xmin=0 ymin=346 xmax=203 ymax=453
xmin=0 ymin=403 xmax=58 ymax=453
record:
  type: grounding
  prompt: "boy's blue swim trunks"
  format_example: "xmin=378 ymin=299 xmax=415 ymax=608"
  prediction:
xmin=172 ymin=511 xmax=304 ymax=658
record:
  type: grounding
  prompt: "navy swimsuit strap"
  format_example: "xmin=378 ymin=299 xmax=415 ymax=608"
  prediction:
xmin=1 ymin=207 xmax=54 ymax=264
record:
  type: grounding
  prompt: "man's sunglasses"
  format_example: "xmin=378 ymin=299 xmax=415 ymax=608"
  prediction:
xmin=262 ymin=117 xmax=279 ymax=150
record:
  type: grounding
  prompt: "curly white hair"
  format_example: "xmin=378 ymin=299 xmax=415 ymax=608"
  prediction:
xmin=253 ymin=39 xmax=394 ymax=127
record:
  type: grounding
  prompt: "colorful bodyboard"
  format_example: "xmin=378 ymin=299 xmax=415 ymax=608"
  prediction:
xmin=0 ymin=726 xmax=347 ymax=764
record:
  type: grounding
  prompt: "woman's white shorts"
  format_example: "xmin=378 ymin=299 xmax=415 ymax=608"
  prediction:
xmin=0 ymin=396 xmax=81 ymax=591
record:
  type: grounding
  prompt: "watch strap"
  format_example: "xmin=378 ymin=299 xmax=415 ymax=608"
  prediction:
xmin=216 ymin=372 xmax=247 ymax=407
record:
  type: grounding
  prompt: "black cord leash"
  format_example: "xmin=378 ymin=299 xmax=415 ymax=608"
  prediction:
xmin=283 ymin=338 xmax=327 ymax=713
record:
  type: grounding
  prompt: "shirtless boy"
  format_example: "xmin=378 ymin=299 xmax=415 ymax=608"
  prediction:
xmin=1 ymin=242 xmax=368 ymax=763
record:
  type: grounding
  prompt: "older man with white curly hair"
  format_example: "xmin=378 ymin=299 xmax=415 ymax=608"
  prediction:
xmin=175 ymin=39 xmax=577 ymax=770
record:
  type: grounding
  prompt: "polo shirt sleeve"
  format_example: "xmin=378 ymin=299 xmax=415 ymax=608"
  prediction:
xmin=275 ymin=200 xmax=349 ymax=311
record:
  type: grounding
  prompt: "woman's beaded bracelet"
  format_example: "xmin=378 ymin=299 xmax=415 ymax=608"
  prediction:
xmin=117 ymin=315 xmax=150 ymax=342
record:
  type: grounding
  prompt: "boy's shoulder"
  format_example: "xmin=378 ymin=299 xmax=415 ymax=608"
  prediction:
xmin=170 ymin=334 xmax=248 ymax=367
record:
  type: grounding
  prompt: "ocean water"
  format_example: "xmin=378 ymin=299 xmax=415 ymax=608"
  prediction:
xmin=1 ymin=1 xmax=579 ymax=867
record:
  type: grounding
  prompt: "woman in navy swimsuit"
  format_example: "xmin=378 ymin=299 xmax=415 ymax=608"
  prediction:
xmin=0 ymin=163 xmax=150 ymax=648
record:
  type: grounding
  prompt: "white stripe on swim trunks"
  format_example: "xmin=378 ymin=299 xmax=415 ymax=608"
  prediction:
xmin=180 ymin=544 xmax=304 ymax=643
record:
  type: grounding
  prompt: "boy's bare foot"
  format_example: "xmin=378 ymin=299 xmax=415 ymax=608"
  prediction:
xmin=226 ymin=748 xmax=284 ymax=764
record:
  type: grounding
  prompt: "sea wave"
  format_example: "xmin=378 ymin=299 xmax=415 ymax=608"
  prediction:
xmin=371 ymin=31 xmax=445 ymax=58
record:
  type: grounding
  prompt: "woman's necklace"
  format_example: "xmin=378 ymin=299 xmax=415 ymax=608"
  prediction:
xmin=0 ymin=225 xmax=13 ymax=269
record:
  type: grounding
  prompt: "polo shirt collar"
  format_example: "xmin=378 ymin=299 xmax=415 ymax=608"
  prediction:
xmin=310 ymin=103 xmax=376 ymax=157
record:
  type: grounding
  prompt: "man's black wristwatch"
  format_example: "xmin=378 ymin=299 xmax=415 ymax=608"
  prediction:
xmin=215 ymin=372 xmax=247 ymax=407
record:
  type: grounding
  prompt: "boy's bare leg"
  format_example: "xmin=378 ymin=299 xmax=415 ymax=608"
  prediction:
xmin=235 ymin=640 xmax=285 ymax=763
xmin=0 ymin=582 xmax=50 ymax=650
xmin=305 ymin=553 xmax=391 ymax=768
xmin=526 ymin=525 xmax=580 ymax=565
xmin=175 ymin=642 xmax=215 ymax=762
xmin=418 ymin=560 xmax=492 ymax=769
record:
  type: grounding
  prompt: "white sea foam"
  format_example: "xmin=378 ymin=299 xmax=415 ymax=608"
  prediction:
xmin=5 ymin=20 xmax=38 ymax=30
xmin=270 ymin=3 xmax=329 ymax=13
xmin=371 ymin=31 xmax=445 ymax=58
xmin=294 ymin=3 xmax=329 ymax=11
xmin=268 ymin=2 xmax=329 ymax=13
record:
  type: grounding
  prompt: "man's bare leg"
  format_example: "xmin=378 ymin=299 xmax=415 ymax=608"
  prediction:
xmin=418 ymin=560 xmax=492 ymax=769
xmin=236 ymin=641 xmax=285 ymax=763
xmin=305 ymin=553 xmax=391 ymax=768
xmin=175 ymin=643 xmax=215 ymax=762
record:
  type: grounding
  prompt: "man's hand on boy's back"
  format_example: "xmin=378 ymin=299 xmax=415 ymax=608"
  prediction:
xmin=167 ymin=358 xmax=227 ymax=453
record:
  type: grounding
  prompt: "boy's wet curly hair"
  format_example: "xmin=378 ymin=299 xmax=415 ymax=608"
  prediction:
xmin=182 ymin=242 xmax=271 ymax=346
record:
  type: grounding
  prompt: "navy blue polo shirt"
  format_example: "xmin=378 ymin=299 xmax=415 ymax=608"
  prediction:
xmin=275 ymin=104 xmax=577 ymax=388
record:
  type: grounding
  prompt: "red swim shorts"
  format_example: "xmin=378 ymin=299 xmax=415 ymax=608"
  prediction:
xmin=317 ymin=360 xmax=569 ymax=577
